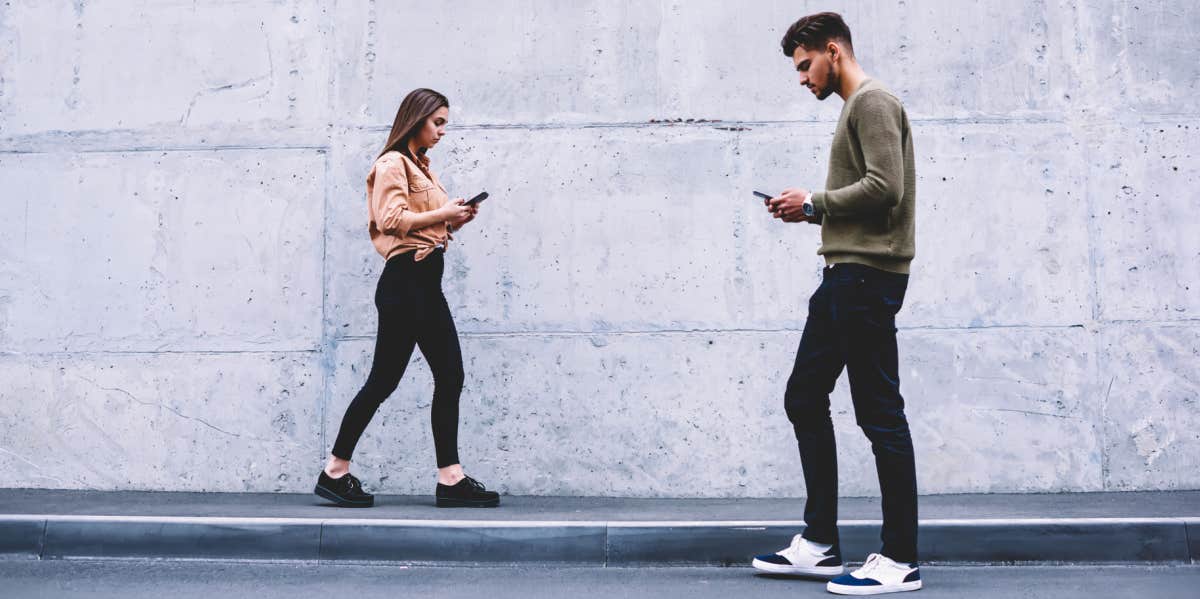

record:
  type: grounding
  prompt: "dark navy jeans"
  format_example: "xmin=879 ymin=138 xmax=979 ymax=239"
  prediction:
xmin=784 ymin=262 xmax=919 ymax=564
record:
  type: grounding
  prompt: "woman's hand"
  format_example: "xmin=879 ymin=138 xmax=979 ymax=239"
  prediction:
xmin=442 ymin=199 xmax=478 ymax=229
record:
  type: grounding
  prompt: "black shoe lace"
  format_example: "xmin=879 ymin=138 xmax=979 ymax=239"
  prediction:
xmin=462 ymin=476 xmax=486 ymax=492
xmin=346 ymin=474 xmax=363 ymax=494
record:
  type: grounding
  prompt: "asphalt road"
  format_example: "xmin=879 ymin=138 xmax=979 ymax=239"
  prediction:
xmin=1 ymin=560 xmax=1197 ymax=598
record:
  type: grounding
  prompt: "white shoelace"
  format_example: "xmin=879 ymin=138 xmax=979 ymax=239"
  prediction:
xmin=781 ymin=534 xmax=808 ymax=559
xmin=781 ymin=534 xmax=829 ymax=562
xmin=854 ymin=553 xmax=909 ymax=579
xmin=857 ymin=553 xmax=884 ymax=575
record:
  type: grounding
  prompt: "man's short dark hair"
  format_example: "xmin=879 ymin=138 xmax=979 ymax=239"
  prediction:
xmin=781 ymin=12 xmax=854 ymax=58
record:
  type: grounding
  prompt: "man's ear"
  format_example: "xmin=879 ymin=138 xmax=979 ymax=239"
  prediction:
xmin=828 ymin=41 xmax=840 ymax=62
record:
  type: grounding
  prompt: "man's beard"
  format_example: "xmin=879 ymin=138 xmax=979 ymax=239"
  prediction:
xmin=816 ymin=63 xmax=837 ymax=100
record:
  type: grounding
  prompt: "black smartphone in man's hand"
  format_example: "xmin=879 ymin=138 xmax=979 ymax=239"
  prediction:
xmin=465 ymin=191 xmax=489 ymax=206
xmin=753 ymin=191 xmax=772 ymax=201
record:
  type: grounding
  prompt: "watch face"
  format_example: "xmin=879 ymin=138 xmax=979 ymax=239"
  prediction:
xmin=804 ymin=203 xmax=815 ymax=216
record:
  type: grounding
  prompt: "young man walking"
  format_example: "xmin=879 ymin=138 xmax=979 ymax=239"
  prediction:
xmin=750 ymin=12 xmax=922 ymax=595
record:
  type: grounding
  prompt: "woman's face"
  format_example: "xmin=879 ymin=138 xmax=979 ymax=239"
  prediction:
xmin=414 ymin=106 xmax=449 ymax=150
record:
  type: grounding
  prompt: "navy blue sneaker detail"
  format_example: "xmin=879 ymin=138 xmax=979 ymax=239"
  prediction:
xmin=827 ymin=554 xmax=922 ymax=595
xmin=830 ymin=573 xmax=883 ymax=587
xmin=750 ymin=534 xmax=845 ymax=577
xmin=754 ymin=553 xmax=792 ymax=565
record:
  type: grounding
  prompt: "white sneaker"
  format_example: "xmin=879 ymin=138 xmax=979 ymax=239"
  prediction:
xmin=826 ymin=553 xmax=922 ymax=595
xmin=751 ymin=534 xmax=844 ymax=577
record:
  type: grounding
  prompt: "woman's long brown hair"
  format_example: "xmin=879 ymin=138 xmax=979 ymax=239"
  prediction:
xmin=378 ymin=88 xmax=449 ymax=160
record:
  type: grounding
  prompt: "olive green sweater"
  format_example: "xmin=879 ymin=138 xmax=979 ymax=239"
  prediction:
xmin=810 ymin=78 xmax=916 ymax=274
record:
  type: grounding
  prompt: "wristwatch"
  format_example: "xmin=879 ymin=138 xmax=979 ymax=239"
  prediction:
xmin=803 ymin=192 xmax=815 ymax=217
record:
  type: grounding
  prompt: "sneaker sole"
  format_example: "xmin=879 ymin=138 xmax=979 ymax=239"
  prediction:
xmin=751 ymin=558 xmax=844 ymax=578
xmin=826 ymin=580 xmax=922 ymax=595
xmin=436 ymin=497 xmax=500 ymax=508
xmin=314 ymin=484 xmax=374 ymax=508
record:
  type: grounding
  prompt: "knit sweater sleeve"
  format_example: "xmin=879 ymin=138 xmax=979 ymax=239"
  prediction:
xmin=811 ymin=90 xmax=905 ymax=218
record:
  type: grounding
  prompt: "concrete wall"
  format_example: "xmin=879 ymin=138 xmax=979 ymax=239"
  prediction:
xmin=1 ymin=0 xmax=1196 ymax=496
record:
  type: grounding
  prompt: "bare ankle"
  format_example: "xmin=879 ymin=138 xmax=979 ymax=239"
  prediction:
xmin=437 ymin=465 xmax=465 ymax=486
xmin=325 ymin=457 xmax=351 ymax=478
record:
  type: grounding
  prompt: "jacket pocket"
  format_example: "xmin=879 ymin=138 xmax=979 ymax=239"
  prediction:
xmin=409 ymin=178 xmax=434 ymax=193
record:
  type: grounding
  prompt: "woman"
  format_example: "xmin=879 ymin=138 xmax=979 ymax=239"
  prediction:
xmin=314 ymin=88 xmax=500 ymax=508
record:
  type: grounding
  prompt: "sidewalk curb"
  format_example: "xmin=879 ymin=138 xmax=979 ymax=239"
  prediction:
xmin=1 ymin=515 xmax=1195 ymax=565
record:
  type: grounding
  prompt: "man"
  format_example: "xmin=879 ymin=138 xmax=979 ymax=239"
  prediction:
xmin=749 ymin=12 xmax=922 ymax=595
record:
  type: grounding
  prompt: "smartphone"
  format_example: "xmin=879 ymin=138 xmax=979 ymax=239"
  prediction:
xmin=464 ymin=191 xmax=489 ymax=206
xmin=753 ymin=191 xmax=772 ymax=201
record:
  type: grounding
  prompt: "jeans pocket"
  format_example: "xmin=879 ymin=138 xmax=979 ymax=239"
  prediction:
xmin=837 ymin=272 xmax=901 ymax=333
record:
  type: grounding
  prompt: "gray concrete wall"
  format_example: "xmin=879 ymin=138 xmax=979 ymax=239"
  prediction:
xmin=0 ymin=0 xmax=1196 ymax=496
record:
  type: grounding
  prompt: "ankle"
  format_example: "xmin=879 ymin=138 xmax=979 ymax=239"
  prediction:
xmin=438 ymin=473 xmax=465 ymax=486
xmin=437 ymin=465 xmax=465 ymax=486
xmin=324 ymin=457 xmax=350 ymax=478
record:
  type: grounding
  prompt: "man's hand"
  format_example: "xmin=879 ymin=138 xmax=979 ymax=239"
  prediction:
xmin=767 ymin=188 xmax=811 ymax=223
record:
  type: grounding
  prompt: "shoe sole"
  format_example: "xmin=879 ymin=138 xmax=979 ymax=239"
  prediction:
xmin=436 ymin=497 xmax=500 ymax=508
xmin=751 ymin=558 xmax=844 ymax=578
xmin=314 ymin=484 xmax=374 ymax=508
xmin=826 ymin=580 xmax=922 ymax=595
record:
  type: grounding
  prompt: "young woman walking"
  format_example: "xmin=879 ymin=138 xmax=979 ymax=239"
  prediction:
xmin=314 ymin=88 xmax=500 ymax=508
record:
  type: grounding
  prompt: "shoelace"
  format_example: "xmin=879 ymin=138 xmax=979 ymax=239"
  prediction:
xmin=346 ymin=474 xmax=363 ymax=493
xmin=857 ymin=553 xmax=885 ymax=576
xmin=462 ymin=476 xmax=486 ymax=491
xmin=786 ymin=534 xmax=829 ymax=557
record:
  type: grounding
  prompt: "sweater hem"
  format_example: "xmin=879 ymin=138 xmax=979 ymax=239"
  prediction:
xmin=822 ymin=253 xmax=912 ymax=275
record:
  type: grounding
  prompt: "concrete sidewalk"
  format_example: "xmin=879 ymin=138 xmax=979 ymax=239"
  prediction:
xmin=1 ymin=489 xmax=1197 ymax=566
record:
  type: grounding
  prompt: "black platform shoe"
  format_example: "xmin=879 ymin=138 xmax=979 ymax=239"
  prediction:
xmin=314 ymin=470 xmax=375 ymax=507
xmin=435 ymin=475 xmax=500 ymax=508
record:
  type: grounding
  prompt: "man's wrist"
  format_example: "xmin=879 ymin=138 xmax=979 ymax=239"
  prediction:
xmin=803 ymin=192 xmax=815 ymax=217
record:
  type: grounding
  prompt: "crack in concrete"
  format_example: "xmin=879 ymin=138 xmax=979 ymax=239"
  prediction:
xmin=0 ymin=447 xmax=64 ymax=485
xmin=64 ymin=0 xmax=85 ymax=111
xmin=332 ymin=323 xmax=1099 ymax=340
xmin=3 ymin=116 xmax=1197 ymax=155
xmin=360 ymin=0 xmax=377 ymax=119
xmin=73 ymin=375 xmax=251 ymax=440
xmin=5 ymin=349 xmax=320 ymax=357
xmin=973 ymin=407 xmax=1082 ymax=421
xmin=179 ymin=74 xmax=274 ymax=127
xmin=964 ymin=375 xmax=1050 ymax=387
xmin=178 ymin=25 xmax=275 ymax=127
xmin=1102 ymin=375 xmax=1115 ymax=490
xmin=0 ymin=142 xmax=330 ymax=155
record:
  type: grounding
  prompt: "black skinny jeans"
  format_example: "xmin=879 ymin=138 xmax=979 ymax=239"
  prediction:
xmin=331 ymin=249 xmax=464 ymax=468
xmin=784 ymin=263 xmax=919 ymax=564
